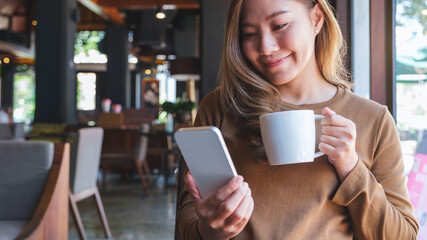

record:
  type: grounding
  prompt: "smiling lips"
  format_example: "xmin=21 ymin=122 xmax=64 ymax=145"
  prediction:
xmin=263 ymin=54 xmax=290 ymax=68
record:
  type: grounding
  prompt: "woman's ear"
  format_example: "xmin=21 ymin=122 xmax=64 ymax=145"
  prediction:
xmin=311 ymin=3 xmax=325 ymax=33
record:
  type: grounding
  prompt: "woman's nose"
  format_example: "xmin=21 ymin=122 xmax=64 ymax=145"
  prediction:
xmin=259 ymin=33 xmax=279 ymax=56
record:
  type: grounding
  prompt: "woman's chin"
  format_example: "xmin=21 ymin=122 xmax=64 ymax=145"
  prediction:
xmin=265 ymin=73 xmax=295 ymax=87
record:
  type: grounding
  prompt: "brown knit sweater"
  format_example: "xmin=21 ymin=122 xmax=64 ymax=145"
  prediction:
xmin=176 ymin=87 xmax=419 ymax=239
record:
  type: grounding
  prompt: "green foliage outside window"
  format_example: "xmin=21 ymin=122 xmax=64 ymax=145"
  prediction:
xmin=13 ymin=65 xmax=35 ymax=123
xmin=396 ymin=0 xmax=427 ymax=32
xmin=74 ymin=31 xmax=105 ymax=56
xmin=397 ymin=0 xmax=427 ymax=62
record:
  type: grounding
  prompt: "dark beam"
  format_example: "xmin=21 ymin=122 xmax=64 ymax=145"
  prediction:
xmin=78 ymin=0 xmax=125 ymax=25
xmin=77 ymin=23 xmax=106 ymax=31
xmin=0 ymin=40 xmax=34 ymax=59
xmin=103 ymin=7 xmax=125 ymax=24
xmin=97 ymin=0 xmax=199 ymax=9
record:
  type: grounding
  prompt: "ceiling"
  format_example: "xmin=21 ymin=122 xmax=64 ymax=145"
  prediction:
xmin=78 ymin=0 xmax=200 ymax=56
xmin=0 ymin=0 xmax=200 ymax=60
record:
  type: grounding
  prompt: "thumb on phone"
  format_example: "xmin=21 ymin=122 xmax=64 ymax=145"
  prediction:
xmin=187 ymin=172 xmax=202 ymax=201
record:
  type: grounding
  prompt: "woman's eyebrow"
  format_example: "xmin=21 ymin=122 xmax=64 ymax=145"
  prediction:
xmin=266 ymin=10 xmax=289 ymax=20
xmin=241 ymin=10 xmax=289 ymax=28
xmin=241 ymin=23 xmax=255 ymax=28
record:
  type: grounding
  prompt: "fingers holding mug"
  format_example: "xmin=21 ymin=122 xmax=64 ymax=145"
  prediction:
xmin=319 ymin=107 xmax=359 ymax=182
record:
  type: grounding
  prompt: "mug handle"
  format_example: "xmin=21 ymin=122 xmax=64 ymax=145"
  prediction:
xmin=314 ymin=114 xmax=325 ymax=158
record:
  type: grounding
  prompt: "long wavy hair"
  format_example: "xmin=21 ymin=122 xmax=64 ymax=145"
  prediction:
xmin=219 ymin=0 xmax=351 ymax=146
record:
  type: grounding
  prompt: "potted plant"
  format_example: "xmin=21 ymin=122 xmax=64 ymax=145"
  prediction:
xmin=161 ymin=93 xmax=195 ymax=125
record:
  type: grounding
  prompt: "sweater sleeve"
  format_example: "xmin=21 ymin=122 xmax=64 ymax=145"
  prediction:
xmin=175 ymin=147 xmax=202 ymax=240
xmin=175 ymin=91 xmax=220 ymax=240
xmin=331 ymin=108 xmax=419 ymax=239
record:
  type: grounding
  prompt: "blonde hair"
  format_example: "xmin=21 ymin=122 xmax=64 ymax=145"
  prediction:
xmin=219 ymin=0 xmax=351 ymax=146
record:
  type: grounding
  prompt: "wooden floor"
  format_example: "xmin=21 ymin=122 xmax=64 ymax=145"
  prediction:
xmin=68 ymin=174 xmax=176 ymax=240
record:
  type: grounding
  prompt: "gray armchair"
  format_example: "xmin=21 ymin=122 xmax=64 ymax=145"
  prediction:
xmin=0 ymin=124 xmax=13 ymax=139
xmin=0 ymin=123 xmax=25 ymax=140
xmin=0 ymin=141 xmax=70 ymax=240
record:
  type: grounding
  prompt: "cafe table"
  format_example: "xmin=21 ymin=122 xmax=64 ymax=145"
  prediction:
xmin=101 ymin=125 xmax=180 ymax=188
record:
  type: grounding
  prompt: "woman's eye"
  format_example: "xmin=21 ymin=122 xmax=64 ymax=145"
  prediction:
xmin=272 ymin=24 xmax=287 ymax=31
xmin=242 ymin=32 xmax=256 ymax=39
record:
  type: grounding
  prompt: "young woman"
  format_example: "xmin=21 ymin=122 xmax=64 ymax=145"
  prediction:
xmin=176 ymin=0 xmax=419 ymax=239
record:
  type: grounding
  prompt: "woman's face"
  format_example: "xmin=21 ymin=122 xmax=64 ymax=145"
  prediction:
xmin=240 ymin=0 xmax=321 ymax=86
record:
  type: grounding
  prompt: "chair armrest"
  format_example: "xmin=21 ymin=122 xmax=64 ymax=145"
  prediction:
xmin=15 ymin=143 xmax=70 ymax=240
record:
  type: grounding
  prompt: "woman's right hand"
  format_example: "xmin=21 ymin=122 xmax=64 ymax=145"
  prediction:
xmin=186 ymin=172 xmax=254 ymax=240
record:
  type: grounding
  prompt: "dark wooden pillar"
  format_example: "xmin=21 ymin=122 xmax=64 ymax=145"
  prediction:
xmin=335 ymin=0 xmax=351 ymax=72
xmin=95 ymin=71 xmax=107 ymax=109
xmin=370 ymin=0 xmax=396 ymax=116
xmin=200 ymin=0 xmax=228 ymax=99
xmin=34 ymin=0 xmax=77 ymax=123
xmin=104 ymin=23 xmax=129 ymax=108
xmin=0 ymin=61 xmax=15 ymax=108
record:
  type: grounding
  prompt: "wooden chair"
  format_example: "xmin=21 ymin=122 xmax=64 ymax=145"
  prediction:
xmin=69 ymin=127 xmax=112 ymax=240
xmin=100 ymin=123 xmax=152 ymax=193
xmin=0 ymin=141 xmax=70 ymax=240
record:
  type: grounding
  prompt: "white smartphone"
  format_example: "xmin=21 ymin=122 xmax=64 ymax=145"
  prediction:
xmin=174 ymin=126 xmax=238 ymax=199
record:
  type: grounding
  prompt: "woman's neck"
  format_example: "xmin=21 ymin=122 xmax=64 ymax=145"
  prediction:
xmin=275 ymin=59 xmax=337 ymax=106
xmin=278 ymin=79 xmax=337 ymax=105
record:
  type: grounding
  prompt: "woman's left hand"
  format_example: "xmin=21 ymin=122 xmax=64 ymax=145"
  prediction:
xmin=319 ymin=107 xmax=359 ymax=182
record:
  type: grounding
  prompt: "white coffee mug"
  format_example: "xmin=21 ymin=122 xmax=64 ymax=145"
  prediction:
xmin=260 ymin=110 xmax=324 ymax=165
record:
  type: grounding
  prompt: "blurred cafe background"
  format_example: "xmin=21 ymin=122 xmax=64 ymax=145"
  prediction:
xmin=0 ymin=0 xmax=426 ymax=239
